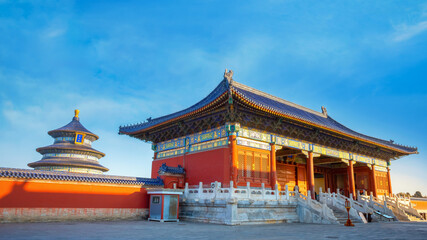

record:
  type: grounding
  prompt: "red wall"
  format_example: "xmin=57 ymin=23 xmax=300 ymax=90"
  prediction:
xmin=412 ymin=200 xmax=427 ymax=210
xmin=0 ymin=179 xmax=149 ymax=208
xmin=152 ymin=147 xmax=231 ymax=186
xmin=151 ymin=155 xmax=184 ymax=178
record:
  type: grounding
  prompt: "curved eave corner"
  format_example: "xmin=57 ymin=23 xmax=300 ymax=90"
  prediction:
xmin=119 ymin=81 xmax=230 ymax=136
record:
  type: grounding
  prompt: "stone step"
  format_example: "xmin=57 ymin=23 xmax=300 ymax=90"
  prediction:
xmin=406 ymin=213 xmax=424 ymax=222
xmin=329 ymin=207 xmax=362 ymax=224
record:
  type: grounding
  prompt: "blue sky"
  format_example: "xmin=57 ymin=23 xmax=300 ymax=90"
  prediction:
xmin=0 ymin=1 xmax=426 ymax=195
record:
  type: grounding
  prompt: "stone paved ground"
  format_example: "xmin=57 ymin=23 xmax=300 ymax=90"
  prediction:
xmin=0 ymin=220 xmax=426 ymax=240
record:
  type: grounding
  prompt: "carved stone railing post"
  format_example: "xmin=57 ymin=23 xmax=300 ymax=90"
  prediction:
xmin=319 ymin=187 xmax=323 ymax=202
xmin=261 ymin=183 xmax=265 ymax=200
xmin=229 ymin=180 xmax=234 ymax=199
xmin=247 ymin=182 xmax=251 ymax=199
xmin=285 ymin=185 xmax=289 ymax=201
xmin=363 ymin=200 xmax=369 ymax=213
xmin=294 ymin=185 xmax=299 ymax=202
xmin=214 ymin=181 xmax=219 ymax=200
xmin=275 ymin=184 xmax=279 ymax=200
xmin=322 ymin=200 xmax=328 ymax=217
xmin=332 ymin=192 xmax=336 ymax=207
xmin=184 ymin=182 xmax=189 ymax=198
xmin=198 ymin=182 xmax=203 ymax=200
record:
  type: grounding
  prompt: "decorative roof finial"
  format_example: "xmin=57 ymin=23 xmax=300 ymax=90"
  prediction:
xmin=321 ymin=106 xmax=327 ymax=117
xmin=224 ymin=69 xmax=234 ymax=83
xmin=74 ymin=109 xmax=80 ymax=118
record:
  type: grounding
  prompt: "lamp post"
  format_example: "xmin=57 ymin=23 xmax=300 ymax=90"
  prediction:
xmin=344 ymin=198 xmax=354 ymax=226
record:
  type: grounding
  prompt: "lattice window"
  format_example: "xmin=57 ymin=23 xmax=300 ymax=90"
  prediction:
xmin=254 ymin=153 xmax=261 ymax=178
xmin=246 ymin=152 xmax=253 ymax=178
xmin=237 ymin=149 xmax=271 ymax=182
xmin=238 ymin=151 xmax=245 ymax=178
xmin=262 ymin=154 xmax=270 ymax=179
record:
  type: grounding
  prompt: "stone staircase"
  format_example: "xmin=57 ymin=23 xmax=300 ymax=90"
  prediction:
xmin=405 ymin=212 xmax=424 ymax=222
xmin=330 ymin=206 xmax=362 ymax=225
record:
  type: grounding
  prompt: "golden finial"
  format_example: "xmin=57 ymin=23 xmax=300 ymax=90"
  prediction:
xmin=74 ymin=109 xmax=80 ymax=118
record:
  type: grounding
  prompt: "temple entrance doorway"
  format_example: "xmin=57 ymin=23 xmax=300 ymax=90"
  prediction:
xmin=335 ymin=174 xmax=346 ymax=195
xmin=276 ymin=163 xmax=297 ymax=191
xmin=314 ymin=173 xmax=325 ymax=198
xmin=355 ymin=172 xmax=370 ymax=195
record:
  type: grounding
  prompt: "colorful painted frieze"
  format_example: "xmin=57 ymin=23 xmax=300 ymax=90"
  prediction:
xmin=352 ymin=154 xmax=373 ymax=164
xmin=374 ymin=165 xmax=388 ymax=172
xmin=374 ymin=159 xmax=388 ymax=167
xmin=236 ymin=137 xmax=271 ymax=151
xmin=276 ymin=136 xmax=310 ymax=151
xmin=188 ymin=126 xmax=227 ymax=145
xmin=312 ymin=145 xmax=350 ymax=159
xmin=157 ymin=148 xmax=185 ymax=159
xmin=189 ymin=138 xmax=228 ymax=153
xmin=156 ymin=137 xmax=186 ymax=152
xmin=237 ymin=127 xmax=270 ymax=143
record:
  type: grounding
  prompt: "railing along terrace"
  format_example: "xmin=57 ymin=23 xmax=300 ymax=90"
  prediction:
xmin=183 ymin=181 xmax=292 ymax=202
xmin=320 ymin=188 xmax=370 ymax=216
xmin=383 ymin=194 xmax=423 ymax=219
xmin=182 ymin=181 xmax=337 ymax=222
xmin=356 ymin=190 xmax=418 ymax=219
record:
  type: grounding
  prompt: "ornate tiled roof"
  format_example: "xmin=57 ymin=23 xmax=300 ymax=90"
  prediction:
xmin=27 ymin=158 xmax=109 ymax=172
xmin=36 ymin=144 xmax=106 ymax=157
xmin=49 ymin=115 xmax=98 ymax=140
xmin=119 ymin=75 xmax=417 ymax=154
xmin=158 ymin=163 xmax=185 ymax=175
xmin=0 ymin=168 xmax=163 ymax=186
xmin=119 ymin=80 xmax=229 ymax=134
xmin=231 ymin=82 xmax=417 ymax=154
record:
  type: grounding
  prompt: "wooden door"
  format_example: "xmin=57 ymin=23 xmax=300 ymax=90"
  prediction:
xmin=276 ymin=163 xmax=296 ymax=191
xmin=355 ymin=173 xmax=369 ymax=194
xmin=297 ymin=165 xmax=307 ymax=195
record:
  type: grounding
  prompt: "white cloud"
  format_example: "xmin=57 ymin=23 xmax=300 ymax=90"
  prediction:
xmin=392 ymin=21 xmax=427 ymax=42
xmin=44 ymin=28 xmax=66 ymax=38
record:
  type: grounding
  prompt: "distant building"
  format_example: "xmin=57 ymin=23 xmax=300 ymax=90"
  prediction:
xmin=28 ymin=110 xmax=108 ymax=174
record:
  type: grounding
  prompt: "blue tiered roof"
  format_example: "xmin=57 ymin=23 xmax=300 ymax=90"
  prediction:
xmin=28 ymin=110 xmax=109 ymax=173
xmin=119 ymin=78 xmax=417 ymax=154
xmin=49 ymin=115 xmax=98 ymax=139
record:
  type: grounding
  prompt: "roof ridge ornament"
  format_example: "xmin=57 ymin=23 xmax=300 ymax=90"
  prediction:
xmin=224 ymin=69 xmax=234 ymax=84
xmin=321 ymin=106 xmax=328 ymax=117
xmin=224 ymin=69 xmax=235 ymax=107
xmin=74 ymin=109 xmax=80 ymax=121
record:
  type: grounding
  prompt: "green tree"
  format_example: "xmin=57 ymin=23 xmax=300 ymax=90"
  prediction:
xmin=413 ymin=191 xmax=423 ymax=198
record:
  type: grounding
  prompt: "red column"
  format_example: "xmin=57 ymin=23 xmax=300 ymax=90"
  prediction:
xmin=371 ymin=166 xmax=378 ymax=197
xmin=387 ymin=167 xmax=393 ymax=196
xmin=270 ymin=144 xmax=277 ymax=189
xmin=229 ymin=134 xmax=238 ymax=187
xmin=347 ymin=160 xmax=356 ymax=199
xmin=306 ymin=152 xmax=315 ymax=199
